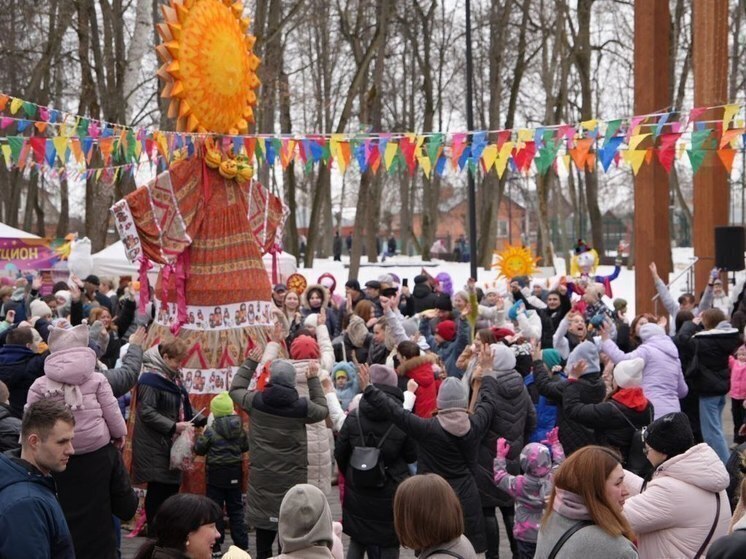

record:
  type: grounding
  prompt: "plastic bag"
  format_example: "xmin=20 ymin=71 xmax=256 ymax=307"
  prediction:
xmin=169 ymin=427 xmax=195 ymax=471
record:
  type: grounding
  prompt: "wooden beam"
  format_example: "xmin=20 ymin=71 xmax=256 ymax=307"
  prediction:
xmin=692 ymin=0 xmax=730 ymax=296
xmin=633 ymin=1 xmax=671 ymax=316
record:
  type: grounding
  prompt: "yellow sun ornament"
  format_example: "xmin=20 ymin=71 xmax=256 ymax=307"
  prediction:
xmin=492 ymin=245 xmax=540 ymax=280
xmin=155 ymin=0 xmax=261 ymax=134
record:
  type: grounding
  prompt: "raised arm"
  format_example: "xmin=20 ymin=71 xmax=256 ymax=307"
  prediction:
xmin=230 ymin=355 xmax=260 ymax=413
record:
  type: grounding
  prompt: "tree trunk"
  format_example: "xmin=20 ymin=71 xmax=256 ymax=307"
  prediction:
xmin=56 ymin=177 xmax=70 ymax=237
xmin=122 ymin=0 xmax=151 ymax=122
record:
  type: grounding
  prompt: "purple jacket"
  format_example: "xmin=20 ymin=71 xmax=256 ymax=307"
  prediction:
xmin=27 ymin=347 xmax=126 ymax=454
xmin=602 ymin=324 xmax=688 ymax=419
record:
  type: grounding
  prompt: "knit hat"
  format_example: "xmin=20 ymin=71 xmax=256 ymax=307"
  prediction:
xmin=613 ymin=298 xmax=628 ymax=312
xmin=365 ymin=280 xmax=381 ymax=291
xmin=55 ymin=290 xmax=71 ymax=304
xmin=346 ymin=315 xmax=369 ymax=348
xmin=210 ymin=391 xmax=235 ymax=417
xmin=270 ymin=360 xmax=297 ymax=388
xmin=48 ymin=324 xmax=89 ymax=353
xmin=435 ymin=320 xmax=456 ymax=342
xmin=565 ymin=341 xmax=600 ymax=374
xmin=401 ymin=318 xmax=418 ymax=337
xmin=303 ymin=314 xmax=318 ymax=329
xmin=83 ymin=274 xmax=100 ymax=286
xmin=333 ymin=362 xmax=355 ymax=380
xmin=290 ymin=335 xmax=321 ymax=360
xmin=220 ymin=546 xmax=252 ymax=559
xmin=414 ymin=274 xmax=429 ymax=285
xmin=369 ymin=364 xmax=397 ymax=387
xmin=416 ymin=338 xmax=430 ymax=352
xmin=29 ymin=299 xmax=52 ymax=318
xmin=278 ymin=484 xmax=333 ymax=554
xmin=639 ymin=323 xmax=666 ymax=342
xmin=273 ymin=284 xmax=288 ymax=293
xmin=613 ymin=358 xmax=645 ymax=389
xmin=491 ymin=327 xmax=515 ymax=343
xmin=644 ymin=412 xmax=695 ymax=459
xmin=541 ymin=349 xmax=563 ymax=369
xmin=520 ymin=442 xmax=553 ymax=477
xmin=508 ymin=300 xmax=525 ymax=322
xmin=491 ymin=343 xmax=516 ymax=372
xmin=433 ymin=293 xmax=453 ymax=312
xmin=437 ymin=377 xmax=468 ymax=410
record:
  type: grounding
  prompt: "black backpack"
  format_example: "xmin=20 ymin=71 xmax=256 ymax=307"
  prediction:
xmin=349 ymin=411 xmax=394 ymax=489
xmin=613 ymin=402 xmax=653 ymax=477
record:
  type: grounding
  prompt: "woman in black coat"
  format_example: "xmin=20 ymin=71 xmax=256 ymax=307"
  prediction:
xmin=132 ymin=340 xmax=206 ymax=533
xmin=359 ymin=359 xmax=499 ymax=555
xmin=335 ymin=365 xmax=417 ymax=558
xmin=470 ymin=344 xmax=537 ymax=559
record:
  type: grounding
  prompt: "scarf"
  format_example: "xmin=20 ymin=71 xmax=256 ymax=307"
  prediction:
xmin=44 ymin=381 xmax=84 ymax=410
xmin=552 ymin=488 xmax=592 ymax=521
xmin=142 ymin=345 xmax=180 ymax=379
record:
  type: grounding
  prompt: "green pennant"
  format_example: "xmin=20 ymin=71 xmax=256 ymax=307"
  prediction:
xmin=7 ymin=136 xmax=25 ymax=162
xmin=271 ymin=137 xmax=282 ymax=154
xmin=126 ymin=130 xmax=137 ymax=161
xmin=304 ymin=160 xmax=314 ymax=174
xmin=687 ymin=148 xmax=708 ymax=174
xmin=22 ymin=102 xmax=37 ymax=119
xmin=604 ymin=119 xmax=622 ymax=145
xmin=321 ymin=141 xmax=331 ymax=163
xmin=427 ymin=133 xmax=444 ymax=162
xmin=255 ymin=139 xmax=265 ymax=164
xmin=535 ymin=140 xmax=560 ymax=175
xmin=77 ymin=118 xmax=89 ymax=137
xmin=687 ymin=129 xmax=713 ymax=174
xmin=542 ymin=128 xmax=556 ymax=143
xmin=690 ymin=129 xmax=712 ymax=150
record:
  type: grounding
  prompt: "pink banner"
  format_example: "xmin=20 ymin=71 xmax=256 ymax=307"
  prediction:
xmin=0 ymin=238 xmax=70 ymax=270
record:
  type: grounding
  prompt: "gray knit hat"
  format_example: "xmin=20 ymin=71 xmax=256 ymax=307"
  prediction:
xmin=278 ymin=484 xmax=333 ymax=553
xmin=436 ymin=377 xmax=468 ymax=410
xmin=270 ymin=360 xmax=297 ymax=388
xmin=565 ymin=341 xmax=600 ymax=374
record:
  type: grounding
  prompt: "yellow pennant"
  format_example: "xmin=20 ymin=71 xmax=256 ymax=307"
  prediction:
xmin=622 ymin=149 xmax=647 ymax=175
xmin=417 ymin=152 xmax=432 ymax=178
xmin=517 ymin=129 xmax=533 ymax=143
xmin=384 ymin=142 xmax=399 ymax=170
xmin=723 ymin=104 xmax=740 ymax=129
xmin=481 ymin=144 xmax=498 ymax=172
xmin=628 ymin=133 xmax=651 ymax=151
xmin=9 ymin=97 xmax=23 ymax=115
xmin=52 ymin=137 xmax=69 ymax=164
xmin=562 ymin=154 xmax=571 ymax=171
xmin=581 ymin=119 xmax=598 ymax=131
xmin=1 ymin=144 xmax=11 ymax=167
xmin=495 ymin=141 xmax=514 ymax=178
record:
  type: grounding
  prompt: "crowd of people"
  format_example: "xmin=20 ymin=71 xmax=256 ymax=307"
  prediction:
xmin=3 ymin=264 xmax=746 ymax=558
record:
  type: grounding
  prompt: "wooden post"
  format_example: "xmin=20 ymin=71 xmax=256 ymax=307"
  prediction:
xmin=693 ymin=0 xmax=730 ymax=294
xmin=633 ymin=2 xmax=671 ymax=316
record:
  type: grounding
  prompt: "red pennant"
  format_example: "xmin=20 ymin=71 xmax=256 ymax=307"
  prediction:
xmin=28 ymin=137 xmax=46 ymax=163
xmin=513 ymin=141 xmax=536 ymax=172
xmin=496 ymin=130 xmax=511 ymax=148
xmin=243 ymin=137 xmax=256 ymax=161
xmin=656 ymin=132 xmax=681 ymax=172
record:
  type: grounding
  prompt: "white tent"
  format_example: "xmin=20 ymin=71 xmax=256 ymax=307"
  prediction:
xmin=0 ymin=222 xmax=41 ymax=239
xmin=93 ymin=240 xmax=297 ymax=284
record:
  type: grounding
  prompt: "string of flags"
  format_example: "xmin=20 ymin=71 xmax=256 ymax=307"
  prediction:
xmin=1 ymin=91 xmax=745 ymax=181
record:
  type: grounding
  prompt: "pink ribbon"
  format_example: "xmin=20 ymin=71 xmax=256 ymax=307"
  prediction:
xmin=167 ymin=252 xmax=190 ymax=335
xmin=137 ymin=257 xmax=152 ymax=314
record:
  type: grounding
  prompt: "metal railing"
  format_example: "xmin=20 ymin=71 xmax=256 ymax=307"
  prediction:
xmin=652 ymin=257 xmax=698 ymax=316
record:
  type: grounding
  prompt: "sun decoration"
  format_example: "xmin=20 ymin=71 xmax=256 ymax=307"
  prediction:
xmin=156 ymin=0 xmax=261 ymax=134
xmin=492 ymin=245 xmax=540 ymax=279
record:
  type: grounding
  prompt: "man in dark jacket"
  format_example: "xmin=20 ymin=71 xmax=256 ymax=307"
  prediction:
xmin=82 ymin=274 xmax=113 ymax=313
xmin=0 ymin=326 xmax=47 ymax=417
xmin=0 ymin=399 xmax=76 ymax=559
xmin=412 ymin=274 xmax=438 ymax=313
xmin=533 ymin=340 xmax=606 ymax=455
xmin=335 ymin=364 xmax=417 ymax=558
xmin=472 ymin=344 xmax=537 ymax=559
xmin=230 ymin=354 xmax=328 ymax=559
xmin=333 ymin=231 xmax=343 ymax=261
xmin=516 ymin=287 xmax=572 ymax=349
xmin=679 ymin=308 xmax=742 ymax=463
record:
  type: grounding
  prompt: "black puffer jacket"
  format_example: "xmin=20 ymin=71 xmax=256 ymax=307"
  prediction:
xmin=473 ymin=370 xmax=537 ymax=508
xmin=363 ymin=376 xmax=500 ymax=554
xmin=533 ymin=359 xmax=606 ymax=455
xmin=412 ymin=280 xmax=438 ymax=313
xmin=681 ymin=323 xmax=742 ymax=396
xmin=335 ymin=384 xmax=417 ymax=547
xmin=563 ymin=384 xmax=653 ymax=465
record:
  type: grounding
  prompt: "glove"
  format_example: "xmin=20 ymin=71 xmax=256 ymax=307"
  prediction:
xmin=590 ymin=310 xmax=608 ymax=328
xmin=508 ymin=300 xmax=524 ymax=322
xmin=544 ymin=427 xmax=560 ymax=446
xmin=711 ymin=267 xmax=720 ymax=281
xmin=496 ymin=438 xmax=510 ymax=459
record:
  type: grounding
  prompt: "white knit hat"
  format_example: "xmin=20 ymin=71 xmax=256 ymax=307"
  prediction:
xmin=29 ymin=299 xmax=53 ymax=319
xmin=613 ymin=358 xmax=645 ymax=389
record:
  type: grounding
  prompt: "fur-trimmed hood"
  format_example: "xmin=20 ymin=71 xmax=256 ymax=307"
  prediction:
xmin=397 ymin=352 xmax=439 ymax=376
xmin=301 ymin=283 xmax=331 ymax=310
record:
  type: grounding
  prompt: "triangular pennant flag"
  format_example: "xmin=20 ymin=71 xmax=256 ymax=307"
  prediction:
xmin=1 ymin=144 xmax=11 ymax=168
xmin=338 ymin=141 xmax=351 ymax=173
xmin=598 ymin=136 xmax=623 ymax=172
xmin=687 ymin=146 xmax=708 ymax=174
xmin=22 ymin=102 xmax=37 ymax=118
xmin=687 ymin=106 xmax=708 ymax=125
xmin=70 ymin=138 xmax=84 ymax=164
xmin=513 ymin=141 xmax=536 ymax=173
xmin=34 ymin=122 xmax=48 ymax=133
xmin=717 ymin=148 xmax=737 ymax=173
xmin=480 ymin=144 xmax=498 ymax=173
xmin=495 ymin=141 xmax=514 ymax=178
xmin=384 ymin=141 xmax=399 ymax=170
xmin=720 ymin=128 xmax=745 ymax=149
xmin=603 ymin=119 xmax=622 ymax=145
xmin=0 ymin=117 xmax=12 ymax=129
xmin=723 ymin=104 xmax=740 ymax=129
xmin=535 ymin=140 xmax=560 ymax=175
xmin=622 ymin=149 xmax=647 ymax=175
xmin=569 ymin=138 xmax=594 ymax=170
xmin=9 ymin=98 xmax=23 ymax=115
xmin=28 ymin=137 xmax=46 ymax=163
xmin=98 ymin=137 xmax=115 ymax=163
xmin=0 ymin=94 xmax=8 ymax=111
xmin=656 ymin=132 xmax=681 ymax=173
xmin=427 ymin=133 xmax=444 ymax=162
xmin=416 ymin=151 xmax=432 ymax=178
xmin=450 ymin=133 xmax=467 ymax=170
xmin=16 ymin=119 xmax=30 ymax=133
xmin=653 ymin=112 xmax=670 ymax=138
xmin=44 ymin=139 xmax=57 ymax=167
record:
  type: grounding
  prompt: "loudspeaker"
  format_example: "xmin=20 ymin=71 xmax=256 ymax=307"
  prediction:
xmin=715 ymin=226 xmax=745 ymax=271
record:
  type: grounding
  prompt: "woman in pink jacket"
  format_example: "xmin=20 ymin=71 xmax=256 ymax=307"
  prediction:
xmin=27 ymin=324 xmax=127 ymax=453
xmin=623 ymin=412 xmax=730 ymax=559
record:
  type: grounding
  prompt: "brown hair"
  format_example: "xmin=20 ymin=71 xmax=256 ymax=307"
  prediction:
xmin=7 ymin=327 xmax=34 ymax=346
xmin=22 ymin=399 xmax=75 ymax=442
xmin=397 ymin=340 xmax=420 ymax=360
xmin=477 ymin=328 xmax=497 ymax=345
xmin=88 ymin=306 xmax=114 ymax=332
xmin=701 ymin=308 xmax=726 ymax=330
xmin=630 ymin=313 xmax=657 ymax=342
xmin=353 ymin=299 xmax=375 ymax=323
xmin=543 ymin=446 xmax=634 ymax=540
xmin=394 ymin=474 xmax=463 ymax=550
xmin=159 ymin=338 xmax=188 ymax=360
